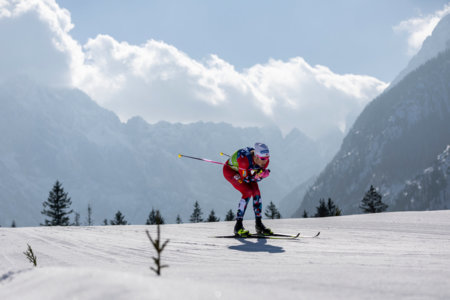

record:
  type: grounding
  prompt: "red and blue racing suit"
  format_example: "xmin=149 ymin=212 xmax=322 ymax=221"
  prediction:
xmin=223 ymin=147 xmax=270 ymax=220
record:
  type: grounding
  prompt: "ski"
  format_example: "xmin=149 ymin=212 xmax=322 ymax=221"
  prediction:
xmin=299 ymin=231 xmax=321 ymax=238
xmin=212 ymin=231 xmax=320 ymax=239
xmin=212 ymin=233 xmax=299 ymax=239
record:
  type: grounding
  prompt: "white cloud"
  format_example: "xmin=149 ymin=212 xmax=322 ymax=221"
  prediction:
xmin=0 ymin=0 xmax=388 ymax=139
xmin=394 ymin=4 xmax=450 ymax=56
xmin=0 ymin=0 xmax=83 ymax=86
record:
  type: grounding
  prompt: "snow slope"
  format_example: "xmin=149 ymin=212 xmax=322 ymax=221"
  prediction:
xmin=1 ymin=211 xmax=450 ymax=300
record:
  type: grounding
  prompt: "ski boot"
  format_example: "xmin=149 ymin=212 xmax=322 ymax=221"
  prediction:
xmin=255 ymin=217 xmax=273 ymax=236
xmin=234 ymin=219 xmax=249 ymax=237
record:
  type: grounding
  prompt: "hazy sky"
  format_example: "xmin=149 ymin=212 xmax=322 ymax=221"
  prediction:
xmin=1 ymin=0 xmax=449 ymax=139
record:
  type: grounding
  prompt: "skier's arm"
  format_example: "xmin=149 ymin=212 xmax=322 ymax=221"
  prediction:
xmin=254 ymin=169 xmax=270 ymax=181
xmin=237 ymin=156 xmax=253 ymax=182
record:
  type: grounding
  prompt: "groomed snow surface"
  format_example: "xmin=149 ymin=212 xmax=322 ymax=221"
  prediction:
xmin=1 ymin=210 xmax=450 ymax=300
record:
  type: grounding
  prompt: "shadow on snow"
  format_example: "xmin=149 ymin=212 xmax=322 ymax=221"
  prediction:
xmin=228 ymin=237 xmax=285 ymax=253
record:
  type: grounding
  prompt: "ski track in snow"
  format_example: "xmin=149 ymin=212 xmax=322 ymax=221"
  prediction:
xmin=1 ymin=211 xmax=450 ymax=300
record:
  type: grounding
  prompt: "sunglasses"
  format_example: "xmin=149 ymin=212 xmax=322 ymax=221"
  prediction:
xmin=256 ymin=155 xmax=269 ymax=161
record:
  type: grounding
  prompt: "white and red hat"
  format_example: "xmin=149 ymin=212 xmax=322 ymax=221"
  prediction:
xmin=254 ymin=143 xmax=270 ymax=159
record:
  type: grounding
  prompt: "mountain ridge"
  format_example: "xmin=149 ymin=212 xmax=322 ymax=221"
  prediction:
xmin=294 ymin=48 xmax=450 ymax=217
xmin=0 ymin=79 xmax=340 ymax=226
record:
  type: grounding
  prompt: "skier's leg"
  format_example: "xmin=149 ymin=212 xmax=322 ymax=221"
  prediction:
xmin=250 ymin=183 xmax=273 ymax=235
xmin=234 ymin=197 xmax=251 ymax=235
xmin=223 ymin=165 xmax=252 ymax=236
xmin=250 ymin=182 xmax=262 ymax=218
xmin=237 ymin=197 xmax=250 ymax=220
xmin=223 ymin=165 xmax=253 ymax=218
xmin=252 ymin=195 xmax=262 ymax=218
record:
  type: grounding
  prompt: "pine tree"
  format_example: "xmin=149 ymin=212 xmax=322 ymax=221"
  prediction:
xmin=73 ymin=212 xmax=81 ymax=226
xmin=103 ymin=219 xmax=108 ymax=225
xmin=315 ymin=198 xmax=342 ymax=217
xmin=302 ymin=210 xmax=308 ymax=218
xmin=189 ymin=201 xmax=203 ymax=223
xmin=86 ymin=204 xmax=94 ymax=226
xmin=176 ymin=215 xmax=183 ymax=224
xmin=11 ymin=220 xmax=16 ymax=227
xmin=225 ymin=209 xmax=235 ymax=221
xmin=146 ymin=208 xmax=165 ymax=225
xmin=41 ymin=180 xmax=73 ymax=226
xmin=110 ymin=210 xmax=128 ymax=225
xmin=264 ymin=201 xmax=281 ymax=219
xmin=206 ymin=210 xmax=220 ymax=222
xmin=315 ymin=199 xmax=329 ymax=217
xmin=360 ymin=185 xmax=388 ymax=213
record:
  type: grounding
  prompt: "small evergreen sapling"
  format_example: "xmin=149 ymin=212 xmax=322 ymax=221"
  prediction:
xmin=146 ymin=224 xmax=169 ymax=276
xmin=24 ymin=244 xmax=37 ymax=267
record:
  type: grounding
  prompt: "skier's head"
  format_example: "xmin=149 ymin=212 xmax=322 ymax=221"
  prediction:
xmin=254 ymin=143 xmax=270 ymax=160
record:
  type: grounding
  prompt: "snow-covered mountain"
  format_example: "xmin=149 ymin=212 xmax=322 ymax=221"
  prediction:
xmin=0 ymin=77 xmax=341 ymax=226
xmin=393 ymin=145 xmax=450 ymax=211
xmin=1 ymin=211 xmax=449 ymax=299
xmin=294 ymin=48 xmax=450 ymax=217
xmin=390 ymin=13 xmax=450 ymax=87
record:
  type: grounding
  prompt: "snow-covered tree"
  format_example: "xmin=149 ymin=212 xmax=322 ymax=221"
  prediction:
xmin=41 ymin=180 xmax=73 ymax=226
xmin=360 ymin=185 xmax=388 ymax=213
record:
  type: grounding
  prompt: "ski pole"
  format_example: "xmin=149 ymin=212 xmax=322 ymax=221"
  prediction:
xmin=178 ymin=154 xmax=246 ymax=170
xmin=220 ymin=152 xmax=230 ymax=157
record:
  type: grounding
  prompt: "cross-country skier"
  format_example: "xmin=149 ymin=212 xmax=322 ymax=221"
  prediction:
xmin=223 ymin=143 xmax=272 ymax=237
